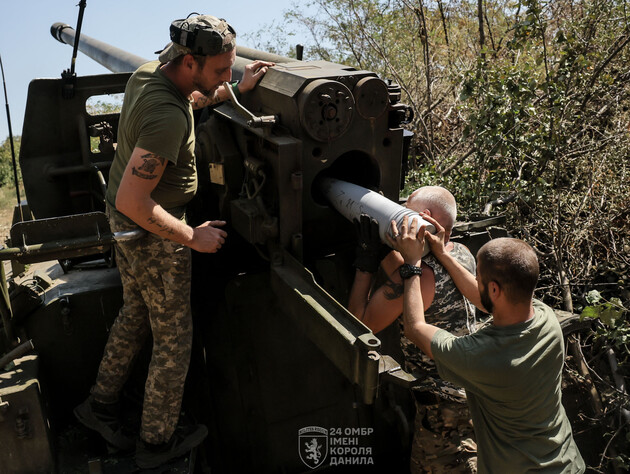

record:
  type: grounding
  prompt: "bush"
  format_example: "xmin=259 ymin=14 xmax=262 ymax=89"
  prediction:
xmin=0 ymin=136 xmax=21 ymax=188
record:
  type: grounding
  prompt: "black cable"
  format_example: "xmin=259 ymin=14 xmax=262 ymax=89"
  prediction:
xmin=0 ymin=53 xmax=23 ymax=217
xmin=62 ymin=0 xmax=87 ymax=99
xmin=70 ymin=0 xmax=88 ymax=76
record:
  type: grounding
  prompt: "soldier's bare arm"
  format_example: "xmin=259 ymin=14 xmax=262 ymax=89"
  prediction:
xmin=388 ymin=217 xmax=440 ymax=358
xmin=116 ymin=147 xmax=227 ymax=253
xmin=191 ymin=91 xmax=222 ymax=109
xmin=359 ymin=264 xmax=435 ymax=333
xmin=191 ymin=60 xmax=274 ymax=110
xmin=421 ymin=213 xmax=486 ymax=312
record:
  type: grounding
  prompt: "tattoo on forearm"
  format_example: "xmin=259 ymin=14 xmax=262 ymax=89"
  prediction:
xmin=193 ymin=91 xmax=220 ymax=109
xmin=383 ymin=277 xmax=404 ymax=300
xmin=132 ymin=153 xmax=166 ymax=180
xmin=147 ymin=216 xmax=175 ymax=235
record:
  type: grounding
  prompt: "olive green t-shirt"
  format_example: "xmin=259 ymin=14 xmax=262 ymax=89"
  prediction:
xmin=106 ymin=60 xmax=197 ymax=222
xmin=431 ymin=300 xmax=585 ymax=473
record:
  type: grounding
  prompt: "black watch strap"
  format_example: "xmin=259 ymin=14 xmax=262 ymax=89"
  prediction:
xmin=399 ymin=263 xmax=423 ymax=280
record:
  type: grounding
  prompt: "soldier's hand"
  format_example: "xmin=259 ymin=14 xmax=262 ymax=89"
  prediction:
xmin=419 ymin=212 xmax=447 ymax=257
xmin=386 ymin=216 xmax=425 ymax=266
xmin=353 ymin=213 xmax=384 ymax=273
xmin=191 ymin=220 xmax=228 ymax=253
xmin=239 ymin=60 xmax=275 ymax=92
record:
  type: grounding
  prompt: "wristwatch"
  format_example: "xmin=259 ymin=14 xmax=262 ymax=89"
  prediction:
xmin=399 ymin=263 xmax=423 ymax=279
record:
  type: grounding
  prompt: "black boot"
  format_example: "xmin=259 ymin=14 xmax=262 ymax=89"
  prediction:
xmin=74 ymin=395 xmax=135 ymax=451
xmin=135 ymin=424 xmax=208 ymax=469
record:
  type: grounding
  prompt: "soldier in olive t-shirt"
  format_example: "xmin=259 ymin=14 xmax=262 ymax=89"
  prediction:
xmin=74 ymin=14 xmax=274 ymax=470
xmin=385 ymin=217 xmax=585 ymax=474
xmin=106 ymin=60 xmax=197 ymax=222
xmin=432 ymin=300 xmax=585 ymax=473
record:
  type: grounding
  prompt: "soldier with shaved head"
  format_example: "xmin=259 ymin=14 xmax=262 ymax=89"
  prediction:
xmin=387 ymin=213 xmax=585 ymax=473
xmin=348 ymin=185 xmax=479 ymax=473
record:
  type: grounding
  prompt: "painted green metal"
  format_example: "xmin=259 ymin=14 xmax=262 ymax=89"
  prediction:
xmin=2 ymin=212 xmax=144 ymax=263
xmin=271 ymin=250 xmax=381 ymax=404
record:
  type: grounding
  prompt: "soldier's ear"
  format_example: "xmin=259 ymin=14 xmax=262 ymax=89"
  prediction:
xmin=182 ymin=54 xmax=196 ymax=70
xmin=489 ymin=280 xmax=501 ymax=299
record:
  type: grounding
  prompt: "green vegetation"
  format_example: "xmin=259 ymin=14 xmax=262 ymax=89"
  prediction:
xmin=257 ymin=0 xmax=630 ymax=469
xmin=0 ymin=182 xmax=22 ymax=212
xmin=0 ymin=135 xmax=21 ymax=189
xmin=85 ymin=95 xmax=123 ymax=116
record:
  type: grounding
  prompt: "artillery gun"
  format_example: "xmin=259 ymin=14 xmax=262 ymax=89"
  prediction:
xmin=0 ymin=21 xmax=505 ymax=473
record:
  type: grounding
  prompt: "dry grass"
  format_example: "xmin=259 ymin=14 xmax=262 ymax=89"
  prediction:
xmin=0 ymin=184 xmax=24 ymax=246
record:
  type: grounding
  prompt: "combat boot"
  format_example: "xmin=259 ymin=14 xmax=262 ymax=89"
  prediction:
xmin=135 ymin=423 xmax=208 ymax=469
xmin=74 ymin=395 xmax=135 ymax=451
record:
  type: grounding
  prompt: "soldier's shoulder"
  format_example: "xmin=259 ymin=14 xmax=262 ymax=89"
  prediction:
xmin=450 ymin=243 xmax=475 ymax=269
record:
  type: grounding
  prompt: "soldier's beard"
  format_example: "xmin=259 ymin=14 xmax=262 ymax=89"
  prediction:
xmin=198 ymin=86 xmax=217 ymax=97
xmin=194 ymin=80 xmax=220 ymax=98
xmin=480 ymin=285 xmax=494 ymax=314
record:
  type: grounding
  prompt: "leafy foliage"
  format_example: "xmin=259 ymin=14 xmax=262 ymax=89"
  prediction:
xmin=0 ymin=136 xmax=21 ymax=188
xmin=582 ymin=290 xmax=626 ymax=328
xmin=85 ymin=94 xmax=123 ymax=116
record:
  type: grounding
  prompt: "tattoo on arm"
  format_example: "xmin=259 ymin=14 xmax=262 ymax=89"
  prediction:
xmin=193 ymin=92 xmax=220 ymax=109
xmin=383 ymin=276 xmax=404 ymax=301
xmin=147 ymin=216 xmax=175 ymax=235
xmin=132 ymin=153 xmax=166 ymax=180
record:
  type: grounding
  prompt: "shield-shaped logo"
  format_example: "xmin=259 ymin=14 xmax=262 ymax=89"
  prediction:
xmin=298 ymin=426 xmax=328 ymax=469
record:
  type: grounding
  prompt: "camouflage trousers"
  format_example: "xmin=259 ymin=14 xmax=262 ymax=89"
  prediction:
xmin=92 ymin=207 xmax=193 ymax=444
xmin=410 ymin=395 xmax=478 ymax=474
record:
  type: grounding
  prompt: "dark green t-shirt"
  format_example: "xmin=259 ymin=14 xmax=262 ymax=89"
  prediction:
xmin=106 ymin=60 xmax=197 ymax=222
xmin=431 ymin=300 xmax=585 ymax=473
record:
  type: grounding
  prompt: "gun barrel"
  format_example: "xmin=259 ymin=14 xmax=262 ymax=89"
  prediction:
xmin=235 ymin=45 xmax=297 ymax=64
xmin=51 ymin=22 xmax=148 ymax=73
xmin=51 ymin=22 xmax=297 ymax=76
